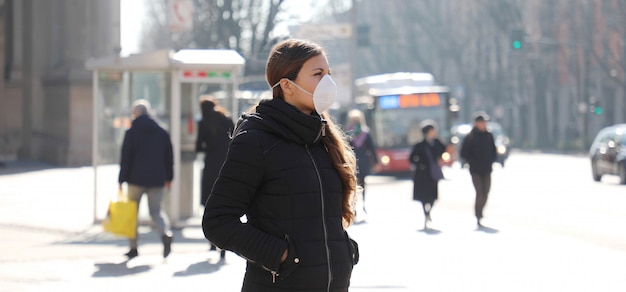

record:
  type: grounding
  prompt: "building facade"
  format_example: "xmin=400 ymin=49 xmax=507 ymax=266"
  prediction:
xmin=1 ymin=0 xmax=120 ymax=166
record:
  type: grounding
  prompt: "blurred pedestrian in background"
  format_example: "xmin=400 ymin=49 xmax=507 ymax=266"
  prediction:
xmin=118 ymin=99 xmax=173 ymax=259
xmin=196 ymin=96 xmax=234 ymax=206
xmin=196 ymin=96 xmax=234 ymax=259
xmin=409 ymin=122 xmax=446 ymax=230
xmin=347 ymin=109 xmax=378 ymax=215
xmin=461 ymin=113 xmax=497 ymax=228
xmin=202 ymin=39 xmax=359 ymax=291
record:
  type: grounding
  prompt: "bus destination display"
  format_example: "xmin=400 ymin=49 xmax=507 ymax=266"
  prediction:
xmin=378 ymin=93 xmax=441 ymax=109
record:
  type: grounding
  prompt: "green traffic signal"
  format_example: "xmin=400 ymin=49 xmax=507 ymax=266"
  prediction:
xmin=595 ymin=106 xmax=603 ymax=115
xmin=510 ymin=29 xmax=525 ymax=50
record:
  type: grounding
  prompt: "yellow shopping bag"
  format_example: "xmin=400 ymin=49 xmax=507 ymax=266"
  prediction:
xmin=102 ymin=191 xmax=137 ymax=239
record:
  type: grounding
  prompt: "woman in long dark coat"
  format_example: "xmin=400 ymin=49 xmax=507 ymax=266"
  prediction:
xmin=196 ymin=97 xmax=234 ymax=258
xmin=196 ymin=97 xmax=234 ymax=205
xmin=409 ymin=124 xmax=446 ymax=230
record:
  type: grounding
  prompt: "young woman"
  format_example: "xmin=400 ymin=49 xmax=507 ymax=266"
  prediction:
xmin=202 ymin=39 xmax=359 ymax=291
xmin=409 ymin=123 xmax=446 ymax=230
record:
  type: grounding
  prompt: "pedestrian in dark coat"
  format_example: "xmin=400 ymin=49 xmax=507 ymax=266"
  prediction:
xmin=409 ymin=124 xmax=446 ymax=230
xmin=346 ymin=109 xmax=378 ymax=214
xmin=196 ymin=96 xmax=234 ymax=206
xmin=202 ymin=39 xmax=359 ymax=292
xmin=118 ymin=99 xmax=173 ymax=259
xmin=196 ymin=96 xmax=234 ymax=259
xmin=460 ymin=113 xmax=497 ymax=227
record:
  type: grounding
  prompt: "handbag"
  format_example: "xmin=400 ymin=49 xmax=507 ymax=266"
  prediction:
xmin=102 ymin=190 xmax=138 ymax=239
xmin=425 ymin=145 xmax=444 ymax=181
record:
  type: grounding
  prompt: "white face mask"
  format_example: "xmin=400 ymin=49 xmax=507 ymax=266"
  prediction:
xmin=272 ymin=74 xmax=337 ymax=113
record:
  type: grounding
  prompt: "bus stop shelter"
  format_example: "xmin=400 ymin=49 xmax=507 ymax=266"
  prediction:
xmin=86 ymin=49 xmax=245 ymax=226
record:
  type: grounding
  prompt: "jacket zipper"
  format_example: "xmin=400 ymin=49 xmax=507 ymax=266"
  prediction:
xmin=314 ymin=119 xmax=328 ymax=143
xmin=266 ymin=234 xmax=290 ymax=283
xmin=306 ymin=145 xmax=332 ymax=292
xmin=239 ymin=254 xmax=279 ymax=283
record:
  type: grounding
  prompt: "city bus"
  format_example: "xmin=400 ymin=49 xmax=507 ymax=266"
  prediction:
xmin=354 ymin=72 xmax=457 ymax=174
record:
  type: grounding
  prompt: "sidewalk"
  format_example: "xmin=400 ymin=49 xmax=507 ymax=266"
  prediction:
xmin=0 ymin=161 xmax=99 ymax=233
xmin=0 ymin=222 xmax=248 ymax=291
xmin=0 ymin=162 xmax=248 ymax=291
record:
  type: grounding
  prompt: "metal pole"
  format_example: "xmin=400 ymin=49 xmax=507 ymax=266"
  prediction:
xmin=232 ymin=70 xmax=239 ymax=120
xmin=170 ymin=69 xmax=182 ymax=227
xmin=92 ymin=70 xmax=99 ymax=224
xmin=349 ymin=0 xmax=357 ymax=105
xmin=0 ymin=1 xmax=6 ymax=147
xmin=20 ymin=0 xmax=33 ymax=159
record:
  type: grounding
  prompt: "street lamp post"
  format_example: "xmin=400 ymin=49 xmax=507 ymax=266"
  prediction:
xmin=349 ymin=0 xmax=357 ymax=106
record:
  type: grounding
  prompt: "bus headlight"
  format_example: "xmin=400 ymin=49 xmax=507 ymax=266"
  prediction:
xmin=497 ymin=146 xmax=507 ymax=155
xmin=441 ymin=152 xmax=451 ymax=163
xmin=380 ymin=155 xmax=391 ymax=165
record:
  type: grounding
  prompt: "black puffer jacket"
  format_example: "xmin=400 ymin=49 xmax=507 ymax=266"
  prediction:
xmin=202 ymin=98 xmax=358 ymax=292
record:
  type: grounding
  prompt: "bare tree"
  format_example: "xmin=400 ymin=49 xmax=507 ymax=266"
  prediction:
xmin=140 ymin=0 xmax=286 ymax=74
xmin=327 ymin=0 xmax=625 ymax=149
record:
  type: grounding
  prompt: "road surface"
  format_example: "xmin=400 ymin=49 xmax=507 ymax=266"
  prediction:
xmin=0 ymin=152 xmax=625 ymax=291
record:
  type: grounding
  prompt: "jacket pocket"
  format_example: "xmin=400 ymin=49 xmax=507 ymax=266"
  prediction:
xmin=278 ymin=234 xmax=300 ymax=281
xmin=344 ymin=231 xmax=359 ymax=266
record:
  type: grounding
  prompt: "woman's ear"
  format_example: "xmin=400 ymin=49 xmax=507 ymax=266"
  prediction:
xmin=280 ymin=79 xmax=294 ymax=96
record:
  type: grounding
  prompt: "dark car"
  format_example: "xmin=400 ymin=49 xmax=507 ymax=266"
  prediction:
xmin=590 ymin=124 xmax=626 ymax=184
xmin=489 ymin=122 xmax=511 ymax=166
xmin=451 ymin=122 xmax=510 ymax=167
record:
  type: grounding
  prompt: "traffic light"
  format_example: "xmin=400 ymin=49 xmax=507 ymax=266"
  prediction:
xmin=594 ymin=104 xmax=603 ymax=115
xmin=510 ymin=29 xmax=524 ymax=50
xmin=589 ymin=98 xmax=603 ymax=116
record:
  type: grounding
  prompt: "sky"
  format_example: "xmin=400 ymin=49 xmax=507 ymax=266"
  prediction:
xmin=120 ymin=0 xmax=325 ymax=56
xmin=120 ymin=0 xmax=147 ymax=56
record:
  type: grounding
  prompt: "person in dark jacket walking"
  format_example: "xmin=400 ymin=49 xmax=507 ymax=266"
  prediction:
xmin=196 ymin=96 xmax=234 ymax=259
xmin=409 ymin=123 xmax=446 ymax=230
xmin=460 ymin=113 xmax=497 ymax=228
xmin=118 ymin=100 xmax=174 ymax=259
xmin=196 ymin=96 xmax=234 ymax=206
xmin=202 ymin=39 xmax=359 ymax=292
xmin=346 ymin=109 xmax=378 ymax=215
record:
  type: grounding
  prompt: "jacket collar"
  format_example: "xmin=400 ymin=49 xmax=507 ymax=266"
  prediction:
xmin=249 ymin=98 xmax=324 ymax=145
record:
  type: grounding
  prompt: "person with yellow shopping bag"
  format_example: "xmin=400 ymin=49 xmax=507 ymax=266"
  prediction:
xmin=118 ymin=100 xmax=174 ymax=259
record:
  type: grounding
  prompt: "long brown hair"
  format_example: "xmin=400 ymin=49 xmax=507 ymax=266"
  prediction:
xmin=266 ymin=39 xmax=358 ymax=226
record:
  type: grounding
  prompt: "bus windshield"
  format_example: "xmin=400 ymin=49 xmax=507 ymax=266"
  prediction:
xmin=371 ymin=96 xmax=449 ymax=149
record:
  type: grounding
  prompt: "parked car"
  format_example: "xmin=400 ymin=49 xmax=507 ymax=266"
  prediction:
xmin=489 ymin=122 xmax=511 ymax=166
xmin=451 ymin=122 xmax=510 ymax=167
xmin=590 ymin=124 xmax=626 ymax=184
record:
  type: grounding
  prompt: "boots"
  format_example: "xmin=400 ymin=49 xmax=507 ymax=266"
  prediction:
xmin=125 ymin=248 xmax=138 ymax=259
xmin=162 ymin=234 xmax=173 ymax=258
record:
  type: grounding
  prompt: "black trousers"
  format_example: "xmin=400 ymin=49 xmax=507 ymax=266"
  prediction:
xmin=471 ymin=174 xmax=491 ymax=219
